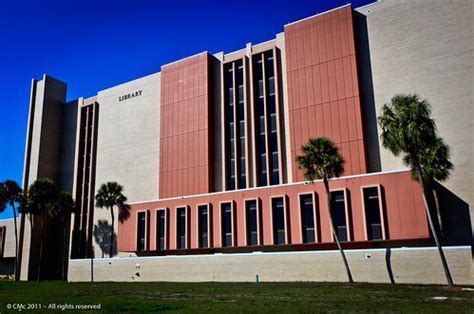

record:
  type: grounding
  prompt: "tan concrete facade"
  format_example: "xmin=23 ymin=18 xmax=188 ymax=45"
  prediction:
xmin=93 ymin=72 xmax=161 ymax=257
xmin=0 ymin=220 xmax=15 ymax=275
xmin=19 ymin=75 xmax=71 ymax=280
xmin=68 ymin=246 xmax=472 ymax=285
xmin=356 ymin=0 xmax=473 ymax=235
xmin=0 ymin=218 xmax=18 ymax=258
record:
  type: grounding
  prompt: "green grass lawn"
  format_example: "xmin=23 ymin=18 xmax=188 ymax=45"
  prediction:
xmin=0 ymin=280 xmax=472 ymax=313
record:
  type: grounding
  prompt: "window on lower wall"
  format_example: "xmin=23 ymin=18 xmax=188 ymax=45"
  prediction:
xmin=363 ymin=187 xmax=384 ymax=240
xmin=272 ymin=197 xmax=286 ymax=245
xmin=156 ymin=209 xmax=166 ymax=250
xmin=176 ymin=207 xmax=187 ymax=249
xmin=300 ymin=194 xmax=316 ymax=243
xmin=0 ymin=226 xmax=5 ymax=258
xmin=198 ymin=205 xmax=209 ymax=248
xmin=245 ymin=199 xmax=259 ymax=246
xmin=137 ymin=211 xmax=147 ymax=251
xmin=221 ymin=202 xmax=233 ymax=247
xmin=331 ymin=191 xmax=348 ymax=242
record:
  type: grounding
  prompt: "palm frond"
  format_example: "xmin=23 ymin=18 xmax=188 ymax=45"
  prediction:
xmin=378 ymin=94 xmax=452 ymax=183
xmin=296 ymin=137 xmax=345 ymax=181
xmin=95 ymin=182 xmax=128 ymax=210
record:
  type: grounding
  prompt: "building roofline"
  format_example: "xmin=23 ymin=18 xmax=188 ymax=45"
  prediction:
xmin=32 ymin=73 xmax=68 ymax=86
xmin=95 ymin=70 xmax=161 ymax=97
xmin=161 ymin=51 xmax=209 ymax=68
xmin=355 ymin=0 xmax=383 ymax=11
xmin=251 ymin=38 xmax=276 ymax=49
xmin=128 ymin=168 xmax=411 ymax=205
xmin=284 ymin=3 xmax=351 ymax=27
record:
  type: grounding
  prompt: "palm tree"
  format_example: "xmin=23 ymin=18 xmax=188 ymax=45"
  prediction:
xmin=378 ymin=94 xmax=454 ymax=286
xmin=0 ymin=180 xmax=23 ymax=281
xmin=28 ymin=178 xmax=58 ymax=281
xmin=18 ymin=190 xmax=38 ymax=248
xmin=296 ymin=137 xmax=354 ymax=283
xmin=95 ymin=182 xmax=127 ymax=258
xmin=0 ymin=186 xmax=6 ymax=212
xmin=49 ymin=192 xmax=75 ymax=280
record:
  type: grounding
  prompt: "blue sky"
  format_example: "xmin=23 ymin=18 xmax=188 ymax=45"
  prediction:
xmin=0 ymin=0 xmax=374 ymax=219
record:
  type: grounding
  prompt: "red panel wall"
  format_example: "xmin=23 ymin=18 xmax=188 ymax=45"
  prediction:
xmin=284 ymin=6 xmax=367 ymax=182
xmin=159 ymin=53 xmax=213 ymax=198
xmin=118 ymin=171 xmax=429 ymax=252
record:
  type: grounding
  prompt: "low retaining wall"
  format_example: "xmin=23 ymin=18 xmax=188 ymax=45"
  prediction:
xmin=68 ymin=246 xmax=473 ymax=285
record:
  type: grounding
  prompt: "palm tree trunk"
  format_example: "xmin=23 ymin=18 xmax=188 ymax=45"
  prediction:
xmin=110 ymin=206 xmax=115 ymax=258
xmin=10 ymin=202 xmax=19 ymax=282
xmin=63 ymin=223 xmax=67 ymax=281
xmin=29 ymin=213 xmax=33 ymax=234
xmin=323 ymin=178 xmax=354 ymax=283
xmin=38 ymin=207 xmax=45 ymax=282
xmin=428 ymin=183 xmax=445 ymax=242
xmin=416 ymin=168 xmax=453 ymax=286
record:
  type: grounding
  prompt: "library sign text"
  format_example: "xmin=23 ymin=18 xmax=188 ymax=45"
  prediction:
xmin=119 ymin=90 xmax=142 ymax=102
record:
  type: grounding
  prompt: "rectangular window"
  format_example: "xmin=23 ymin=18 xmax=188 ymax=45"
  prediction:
xmin=259 ymin=116 xmax=265 ymax=135
xmin=268 ymin=95 xmax=276 ymax=113
xmin=227 ymin=68 xmax=233 ymax=84
xmin=230 ymin=144 xmax=235 ymax=161
xmin=270 ymin=133 xmax=278 ymax=150
xmin=363 ymin=187 xmax=384 ymax=240
xmin=260 ymin=154 xmax=267 ymax=172
xmin=229 ymin=122 xmax=234 ymax=139
xmin=238 ymin=85 xmax=244 ymax=102
xmin=239 ymin=120 xmax=245 ymax=137
xmin=258 ymin=80 xmax=264 ymax=98
xmin=240 ymin=158 xmax=246 ymax=175
xmin=300 ymin=194 xmax=316 ymax=243
xmin=259 ymin=137 xmax=266 ymax=156
xmin=239 ymin=175 xmax=246 ymax=189
xmin=270 ymin=113 xmax=277 ymax=133
xmin=156 ymin=210 xmax=166 ymax=250
xmin=265 ymin=53 xmax=275 ymax=77
xmin=271 ymin=152 xmax=279 ymax=171
xmin=230 ymin=159 xmax=235 ymax=176
xmin=198 ymin=205 xmax=209 ymax=248
xmin=238 ymin=131 xmax=246 ymax=189
xmin=229 ymin=107 xmax=234 ymax=122
xmin=272 ymin=197 xmax=286 ymax=245
xmin=246 ymin=200 xmax=258 ymax=246
xmin=257 ymin=98 xmax=264 ymax=113
xmin=268 ymin=77 xmax=275 ymax=96
xmin=229 ymin=176 xmax=235 ymax=190
xmin=176 ymin=207 xmax=187 ymax=249
xmin=238 ymin=101 xmax=245 ymax=121
xmin=259 ymin=173 xmax=267 ymax=187
xmin=237 ymin=64 xmax=243 ymax=83
xmin=331 ymin=191 xmax=348 ymax=242
xmin=137 ymin=211 xmax=147 ymax=251
xmin=271 ymin=171 xmax=279 ymax=185
xmin=240 ymin=138 xmax=245 ymax=154
xmin=271 ymin=150 xmax=279 ymax=185
xmin=228 ymin=88 xmax=234 ymax=105
xmin=221 ymin=202 xmax=233 ymax=247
